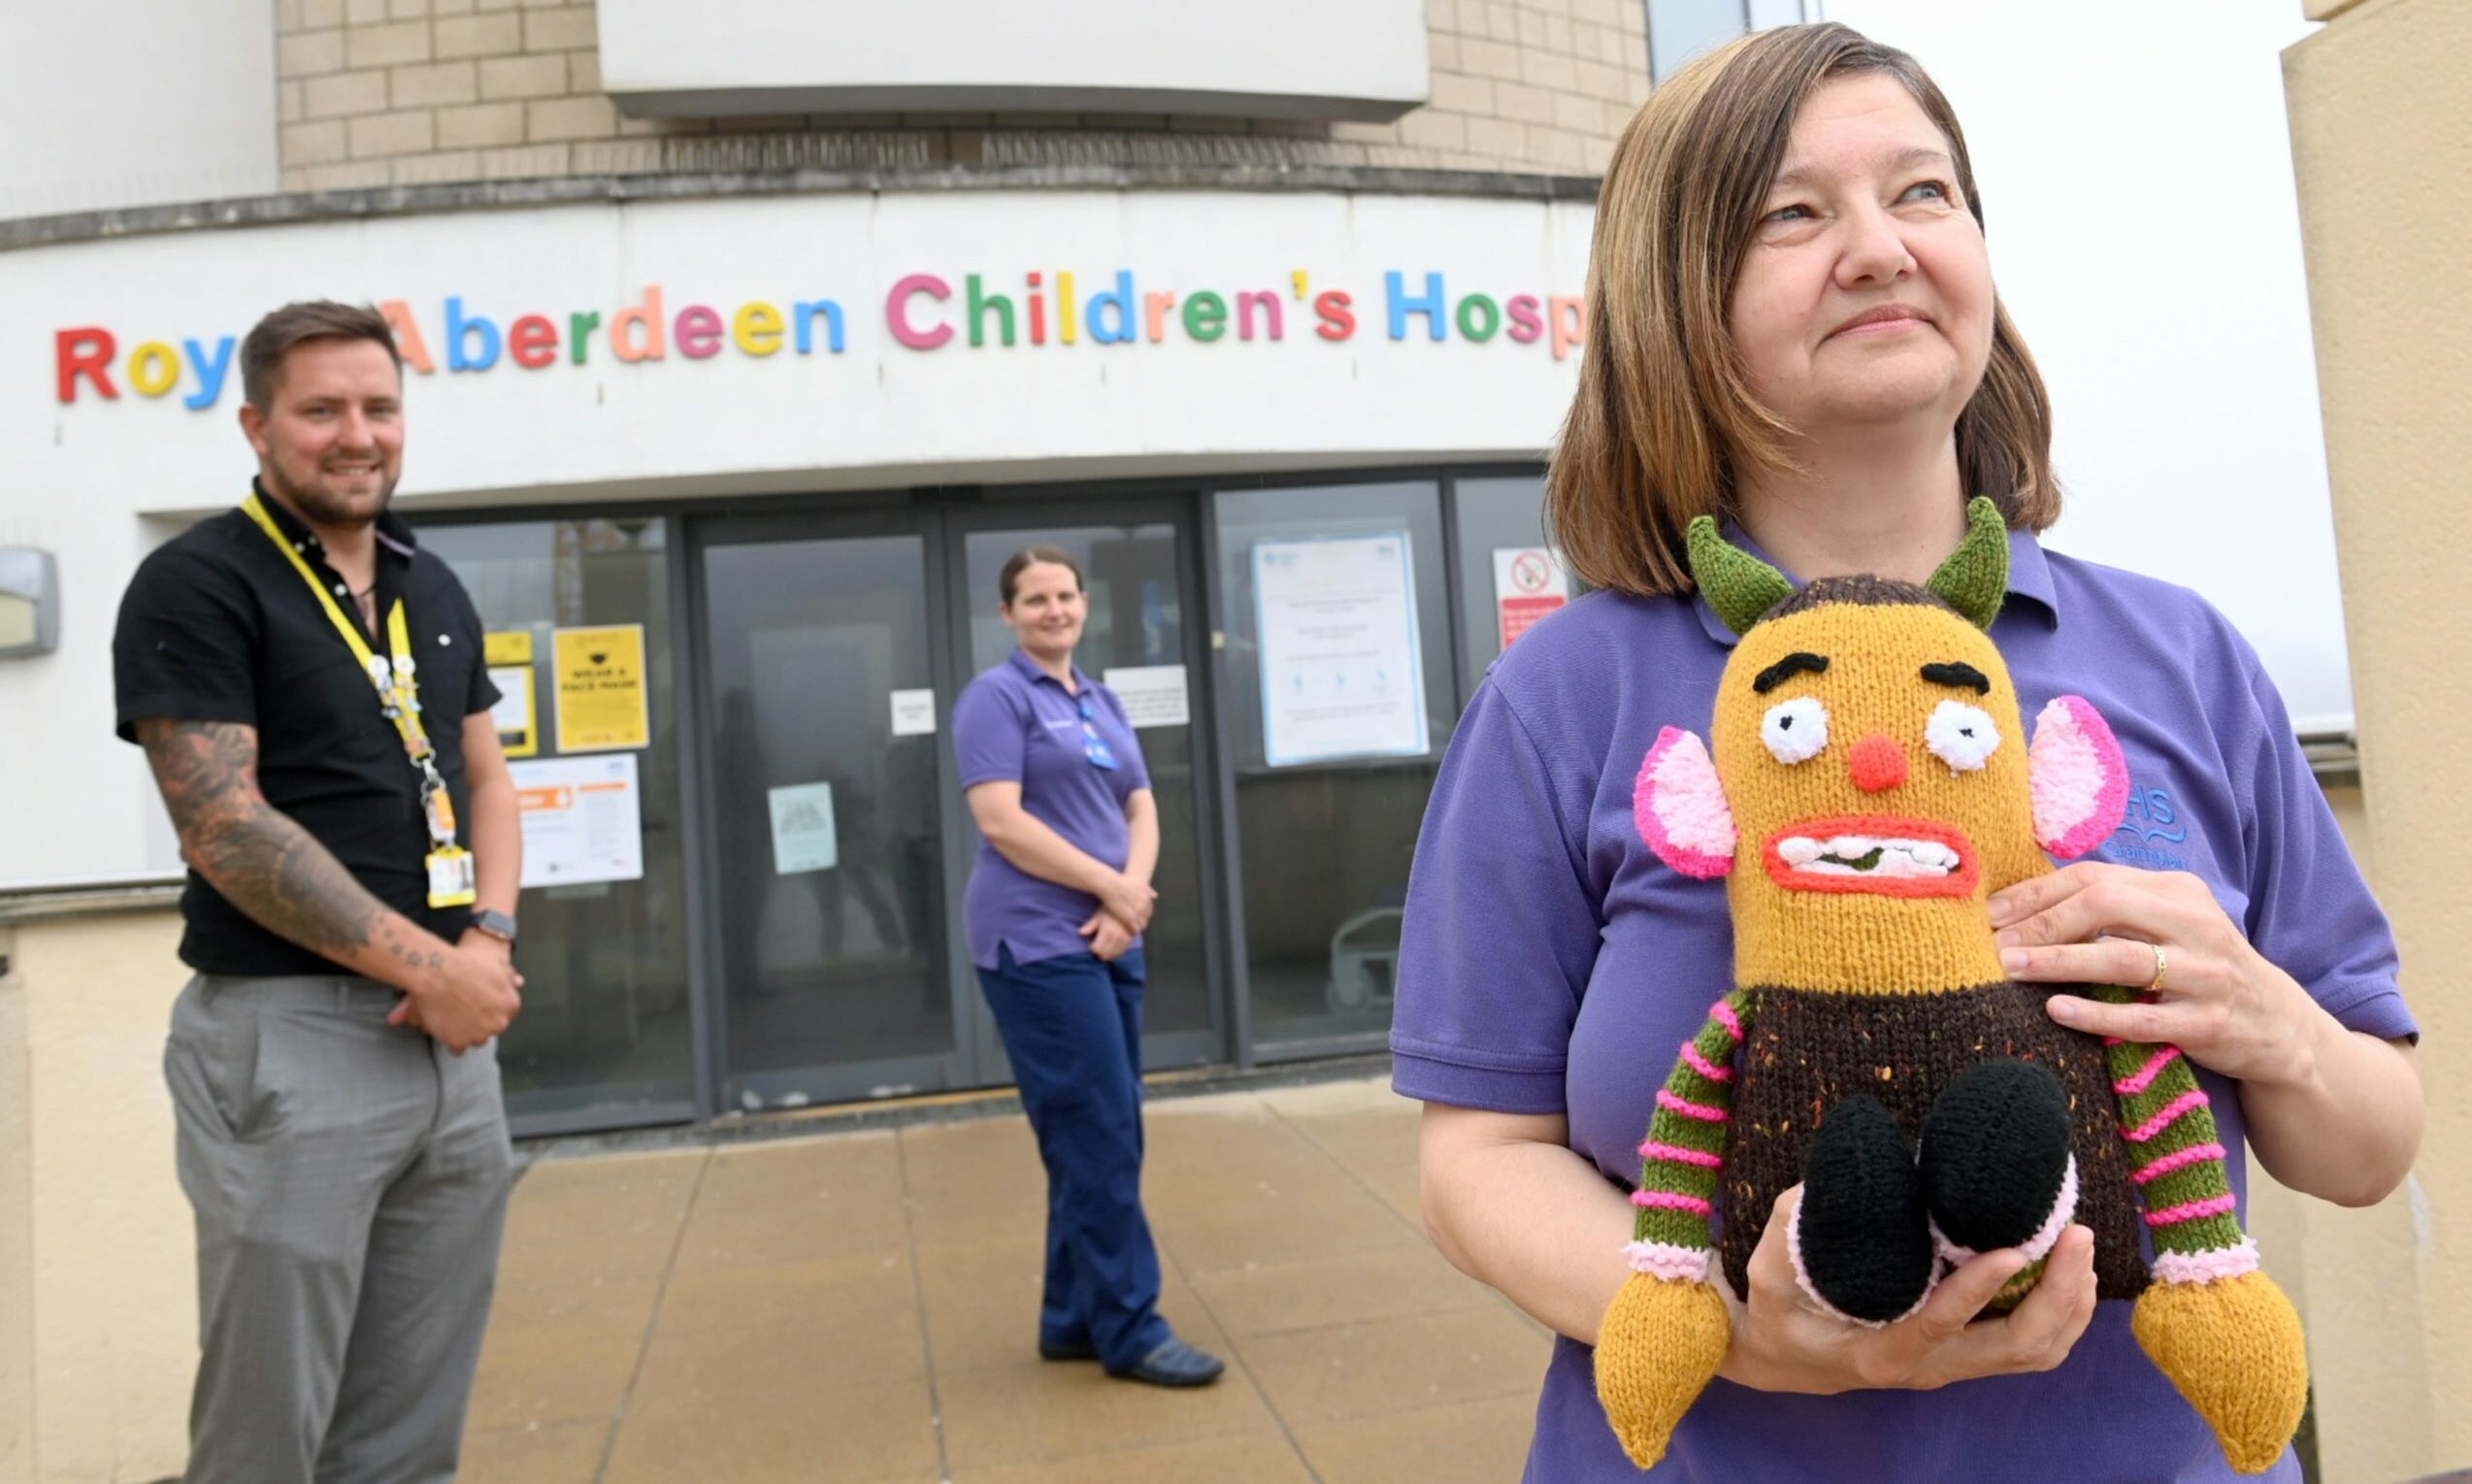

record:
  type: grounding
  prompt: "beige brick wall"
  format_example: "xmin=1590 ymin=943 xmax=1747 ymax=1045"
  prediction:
xmin=269 ymin=0 xmax=1650 ymax=192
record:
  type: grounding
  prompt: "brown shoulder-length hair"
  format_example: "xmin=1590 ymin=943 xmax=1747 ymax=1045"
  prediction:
xmin=998 ymin=544 xmax=1084 ymax=606
xmin=1547 ymin=22 xmax=2060 ymax=598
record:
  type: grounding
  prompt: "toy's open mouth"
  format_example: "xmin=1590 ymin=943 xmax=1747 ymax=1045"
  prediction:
xmin=1762 ymin=816 xmax=1979 ymax=897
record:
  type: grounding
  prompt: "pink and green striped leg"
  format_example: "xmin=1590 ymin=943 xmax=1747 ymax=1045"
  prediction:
xmin=1624 ymin=989 xmax=1748 ymax=1278
xmin=2093 ymin=986 xmax=2309 ymax=1474
xmin=1596 ymin=991 xmax=1750 ymax=1470
xmin=2097 ymin=986 xmax=2246 ymax=1274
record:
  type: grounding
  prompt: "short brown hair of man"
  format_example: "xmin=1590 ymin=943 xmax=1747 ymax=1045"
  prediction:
xmin=239 ymin=300 xmax=404 ymax=412
xmin=999 ymin=545 xmax=1084 ymax=606
xmin=1547 ymin=21 xmax=2060 ymax=599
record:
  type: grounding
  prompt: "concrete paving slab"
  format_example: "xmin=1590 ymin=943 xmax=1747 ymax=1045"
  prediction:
xmin=1187 ymin=1242 xmax=1501 ymax=1338
xmin=602 ymin=1374 xmax=940 ymax=1484
xmin=494 ymin=1147 xmax=704 ymax=1290
xmin=949 ymin=1431 xmax=1317 ymax=1484
xmin=465 ymin=1072 xmax=1544 ymax=1483
xmin=933 ymin=1357 xmax=1283 ymax=1473
xmin=467 ymin=1270 xmax=662 ymax=1435
xmin=1234 ymin=1304 xmax=1554 ymax=1428
xmin=458 ymin=1417 xmax=611 ymax=1484
xmin=1291 ymin=1392 xmax=1543 ymax=1484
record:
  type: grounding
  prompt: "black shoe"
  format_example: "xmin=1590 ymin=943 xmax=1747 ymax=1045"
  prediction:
xmin=1796 ymin=1095 xmax=1936 ymax=1324
xmin=1107 ymin=1336 xmax=1226 ymax=1387
xmin=1918 ymin=1059 xmax=2075 ymax=1256
xmin=1038 ymin=1336 xmax=1098 ymax=1363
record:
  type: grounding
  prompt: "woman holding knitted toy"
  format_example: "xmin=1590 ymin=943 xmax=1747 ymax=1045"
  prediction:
xmin=1393 ymin=23 xmax=2421 ymax=1483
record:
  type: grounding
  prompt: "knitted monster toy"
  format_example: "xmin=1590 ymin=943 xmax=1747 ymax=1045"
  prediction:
xmin=1594 ymin=499 xmax=2308 ymax=1473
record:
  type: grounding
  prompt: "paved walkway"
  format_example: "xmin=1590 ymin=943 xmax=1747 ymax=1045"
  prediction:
xmin=462 ymin=1075 xmax=1553 ymax=1483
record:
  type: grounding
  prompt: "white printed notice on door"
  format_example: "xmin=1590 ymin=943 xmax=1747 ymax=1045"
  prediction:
xmin=1252 ymin=533 xmax=1428 ymax=767
xmin=1102 ymin=665 xmax=1190 ymax=729
xmin=889 ymin=689 xmax=937 ymax=737
xmin=768 ymin=781 xmax=839 ymax=875
xmin=511 ymin=754 xmax=643 ymax=888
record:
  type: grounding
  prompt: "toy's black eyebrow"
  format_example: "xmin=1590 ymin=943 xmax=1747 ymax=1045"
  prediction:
xmin=1752 ymin=652 xmax=1829 ymax=694
xmin=1921 ymin=662 xmax=1991 ymax=695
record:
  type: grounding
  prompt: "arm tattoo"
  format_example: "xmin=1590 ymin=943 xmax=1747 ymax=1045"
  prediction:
xmin=136 ymin=718 xmax=394 ymax=961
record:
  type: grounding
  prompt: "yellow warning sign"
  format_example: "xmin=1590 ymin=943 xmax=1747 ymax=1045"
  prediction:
xmin=484 ymin=630 xmax=534 ymax=667
xmin=551 ymin=624 xmax=649 ymax=753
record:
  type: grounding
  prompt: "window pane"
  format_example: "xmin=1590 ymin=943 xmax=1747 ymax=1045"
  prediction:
xmin=1649 ymin=0 xmax=1747 ymax=82
xmin=1746 ymin=0 xmax=1804 ymax=30
xmin=1214 ymin=482 xmax=1451 ymax=1048
xmin=424 ymin=518 xmax=695 ymax=1125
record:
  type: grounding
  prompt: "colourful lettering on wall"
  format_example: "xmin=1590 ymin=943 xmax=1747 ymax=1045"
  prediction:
xmin=51 ymin=268 xmax=1585 ymax=409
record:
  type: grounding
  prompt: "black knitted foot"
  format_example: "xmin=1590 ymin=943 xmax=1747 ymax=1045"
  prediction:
xmin=1796 ymin=1096 xmax=1935 ymax=1324
xmin=1917 ymin=1058 xmax=2075 ymax=1254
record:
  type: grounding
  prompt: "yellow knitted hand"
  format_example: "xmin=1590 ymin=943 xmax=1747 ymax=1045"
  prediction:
xmin=2131 ymin=1270 xmax=2309 ymax=1474
xmin=1594 ymin=1272 xmax=1732 ymax=1469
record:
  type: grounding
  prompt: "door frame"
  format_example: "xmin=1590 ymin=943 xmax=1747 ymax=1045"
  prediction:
xmin=934 ymin=488 xmax=1234 ymax=1078
xmin=683 ymin=500 xmax=980 ymax=1110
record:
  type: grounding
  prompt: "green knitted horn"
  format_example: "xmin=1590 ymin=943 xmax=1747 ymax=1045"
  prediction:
xmin=1685 ymin=515 xmax=1796 ymax=637
xmin=1925 ymin=496 xmax=2010 ymax=632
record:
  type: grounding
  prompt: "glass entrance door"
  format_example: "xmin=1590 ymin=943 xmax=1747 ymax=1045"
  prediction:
xmin=949 ymin=507 xmax=1223 ymax=1071
xmin=696 ymin=518 xmax=958 ymax=1109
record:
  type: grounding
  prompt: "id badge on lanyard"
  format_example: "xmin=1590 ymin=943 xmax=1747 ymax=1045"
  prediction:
xmin=421 ymin=765 xmax=477 ymax=908
xmin=244 ymin=492 xmax=476 ymax=908
xmin=1077 ymin=693 xmax=1118 ymax=771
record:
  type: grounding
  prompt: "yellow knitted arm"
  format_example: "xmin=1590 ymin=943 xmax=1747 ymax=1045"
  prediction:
xmin=2089 ymin=986 xmax=2308 ymax=1474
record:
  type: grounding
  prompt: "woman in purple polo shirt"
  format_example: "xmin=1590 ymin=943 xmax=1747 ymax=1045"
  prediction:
xmin=1395 ymin=24 xmax=2422 ymax=1483
xmin=951 ymin=544 xmax=1225 ymax=1389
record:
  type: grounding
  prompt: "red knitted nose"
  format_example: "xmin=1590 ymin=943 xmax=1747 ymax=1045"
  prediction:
xmin=1849 ymin=736 xmax=1907 ymax=792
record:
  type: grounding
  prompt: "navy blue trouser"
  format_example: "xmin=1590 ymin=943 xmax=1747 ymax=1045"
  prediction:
xmin=976 ymin=943 xmax=1172 ymax=1370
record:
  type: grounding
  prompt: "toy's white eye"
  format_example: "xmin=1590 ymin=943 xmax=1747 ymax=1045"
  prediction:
xmin=1926 ymin=701 xmax=2000 ymax=772
xmin=1762 ymin=697 xmax=1829 ymax=764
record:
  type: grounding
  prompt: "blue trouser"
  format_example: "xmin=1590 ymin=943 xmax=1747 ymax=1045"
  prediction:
xmin=976 ymin=943 xmax=1171 ymax=1370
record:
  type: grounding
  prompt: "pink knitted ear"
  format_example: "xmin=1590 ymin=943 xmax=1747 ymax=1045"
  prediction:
xmin=2028 ymin=696 xmax=2129 ymax=860
xmin=1634 ymin=727 xmax=1735 ymax=877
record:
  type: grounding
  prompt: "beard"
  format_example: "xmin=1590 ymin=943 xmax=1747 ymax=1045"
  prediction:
xmin=262 ymin=455 xmax=398 ymax=529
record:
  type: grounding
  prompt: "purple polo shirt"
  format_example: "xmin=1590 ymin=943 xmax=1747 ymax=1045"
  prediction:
xmin=953 ymin=648 xmax=1153 ymax=970
xmin=1392 ymin=528 xmax=2412 ymax=1484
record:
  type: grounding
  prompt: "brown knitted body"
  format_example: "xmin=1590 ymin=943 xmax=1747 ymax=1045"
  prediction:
xmin=1719 ymin=980 xmax=2148 ymax=1302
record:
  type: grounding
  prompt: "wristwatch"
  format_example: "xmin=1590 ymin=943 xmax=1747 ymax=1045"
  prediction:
xmin=471 ymin=908 xmax=519 ymax=945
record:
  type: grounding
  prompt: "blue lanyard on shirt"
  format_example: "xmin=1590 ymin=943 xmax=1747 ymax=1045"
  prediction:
xmin=1076 ymin=692 xmax=1118 ymax=771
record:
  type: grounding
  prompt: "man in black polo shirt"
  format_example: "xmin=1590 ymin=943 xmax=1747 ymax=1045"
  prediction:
xmin=114 ymin=301 xmax=523 ymax=1484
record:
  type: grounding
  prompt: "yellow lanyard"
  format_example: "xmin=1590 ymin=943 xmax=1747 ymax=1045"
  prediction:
xmin=241 ymin=491 xmax=435 ymax=762
xmin=240 ymin=490 xmax=475 ymax=908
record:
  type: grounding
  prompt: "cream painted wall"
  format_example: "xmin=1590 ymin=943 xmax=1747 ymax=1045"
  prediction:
xmin=0 ymin=2 xmax=279 ymax=219
xmin=2287 ymin=0 xmax=2472 ymax=1475
xmin=0 ymin=910 xmax=193 ymax=1484
xmin=1 ymin=929 xmax=32 ymax=1484
xmin=2247 ymin=783 xmax=2439 ymax=1484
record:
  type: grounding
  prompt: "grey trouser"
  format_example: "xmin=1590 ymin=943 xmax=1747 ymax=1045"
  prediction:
xmin=164 ymin=974 xmax=515 ymax=1484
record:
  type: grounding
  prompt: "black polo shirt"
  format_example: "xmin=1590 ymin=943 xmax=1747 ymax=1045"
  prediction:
xmin=114 ymin=481 xmax=501 ymax=976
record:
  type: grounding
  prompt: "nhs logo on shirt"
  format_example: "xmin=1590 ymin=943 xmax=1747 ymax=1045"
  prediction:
xmin=2104 ymin=775 xmax=2192 ymax=872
